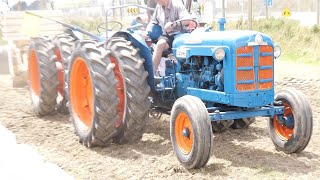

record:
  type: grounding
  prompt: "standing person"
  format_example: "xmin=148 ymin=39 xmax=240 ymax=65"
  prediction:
xmin=149 ymin=0 xmax=191 ymax=75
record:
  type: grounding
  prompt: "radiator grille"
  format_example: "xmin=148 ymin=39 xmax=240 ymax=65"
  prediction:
xmin=235 ymin=45 xmax=273 ymax=91
xmin=236 ymin=46 xmax=255 ymax=91
xmin=258 ymin=46 xmax=273 ymax=90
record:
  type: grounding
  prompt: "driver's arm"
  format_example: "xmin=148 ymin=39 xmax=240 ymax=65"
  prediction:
xmin=177 ymin=1 xmax=192 ymax=26
xmin=164 ymin=3 xmax=192 ymax=32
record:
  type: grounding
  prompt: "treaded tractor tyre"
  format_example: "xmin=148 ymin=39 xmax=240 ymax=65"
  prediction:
xmin=53 ymin=33 xmax=76 ymax=114
xmin=106 ymin=37 xmax=151 ymax=143
xmin=170 ymin=95 xmax=213 ymax=169
xmin=269 ymin=88 xmax=313 ymax=153
xmin=231 ymin=117 xmax=256 ymax=129
xmin=28 ymin=37 xmax=58 ymax=117
xmin=67 ymin=40 xmax=120 ymax=147
xmin=211 ymin=120 xmax=234 ymax=133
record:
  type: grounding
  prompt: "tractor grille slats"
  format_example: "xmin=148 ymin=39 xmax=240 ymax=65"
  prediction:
xmin=236 ymin=46 xmax=255 ymax=91
xmin=236 ymin=45 xmax=273 ymax=91
xmin=258 ymin=46 xmax=273 ymax=90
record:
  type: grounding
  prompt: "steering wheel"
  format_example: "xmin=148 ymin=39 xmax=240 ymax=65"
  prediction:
xmin=97 ymin=21 xmax=123 ymax=33
xmin=165 ymin=19 xmax=198 ymax=36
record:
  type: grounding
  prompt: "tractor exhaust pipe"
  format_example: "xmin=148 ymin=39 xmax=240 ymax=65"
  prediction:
xmin=218 ymin=18 xmax=226 ymax=31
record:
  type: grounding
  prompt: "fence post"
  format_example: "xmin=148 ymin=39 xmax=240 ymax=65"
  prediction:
xmin=265 ymin=0 xmax=268 ymax=19
xmin=212 ymin=0 xmax=216 ymax=20
xmin=248 ymin=0 xmax=252 ymax=30
xmin=120 ymin=0 xmax=123 ymax=20
xmin=222 ymin=0 xmax=226 ymax=18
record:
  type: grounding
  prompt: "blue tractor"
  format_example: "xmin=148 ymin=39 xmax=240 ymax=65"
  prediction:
xmin=27 ymin=2 xmax=313 ymax=169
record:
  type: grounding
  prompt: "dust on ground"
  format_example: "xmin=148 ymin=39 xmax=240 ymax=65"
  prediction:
xmin=0 ymin=60 xmax=320 ymax=179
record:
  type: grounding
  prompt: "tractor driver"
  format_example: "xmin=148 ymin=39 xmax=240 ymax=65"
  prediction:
xmin=147 ymin=0 xmax=192 ymax=75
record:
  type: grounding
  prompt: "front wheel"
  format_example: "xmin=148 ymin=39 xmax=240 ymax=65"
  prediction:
xmin=269 ymin=88 xmax=313 ymax=153
xmin=170 ymin=95 xmax=213 ymax=169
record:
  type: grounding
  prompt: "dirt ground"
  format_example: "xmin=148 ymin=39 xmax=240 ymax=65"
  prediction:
xmin=0 ymin=60 xmax=319 ymax=180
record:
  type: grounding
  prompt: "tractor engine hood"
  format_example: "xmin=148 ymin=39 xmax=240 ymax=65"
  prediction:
xmin=172 ymin=28 xmax=274 ymax=59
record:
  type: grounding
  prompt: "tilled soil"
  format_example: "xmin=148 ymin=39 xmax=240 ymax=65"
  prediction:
xmin=0 ymin=61 xmax=319 ymax=179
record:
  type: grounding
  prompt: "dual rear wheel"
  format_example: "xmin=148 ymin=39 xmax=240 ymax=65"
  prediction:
xmin=28 ymin=34 xmax=75 ymax=117
xmin=68 ymin=38 xmax=150 ymax=146
xmin=68 ymin=41 xmax=120 ymax=146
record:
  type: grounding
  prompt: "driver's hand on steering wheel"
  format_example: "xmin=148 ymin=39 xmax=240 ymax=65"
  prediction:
xmin=164 ymin=22 xmax=175 ymax=32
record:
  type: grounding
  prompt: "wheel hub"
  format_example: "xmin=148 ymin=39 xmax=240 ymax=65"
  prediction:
xmin=182 ymin=128 xmax=191 ymax=139
xmin=274 ymin=102 xmax=294 ymax=140
xmin=175 ymin=112 xmax=193 ymax=154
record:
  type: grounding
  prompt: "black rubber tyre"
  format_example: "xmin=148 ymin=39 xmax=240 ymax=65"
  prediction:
xmin=170 ymin=95 xmax=213 ymax=169
xmin=231 ymin=117 xmax=256 ymax=129
xmin=211 ymin=120 xmax=234 ymax=133
xmin=67 ymin=40 xmax=120 ymax=147
xmin=106 ymin=37 xmax=151 ymax=143
xmin=269 ymin=88 xmax=313 ymax=153
xmin=28 ymin=37 xmax=58 ymax=117
xmin=53 ymin=34 xmax=76 ymax=114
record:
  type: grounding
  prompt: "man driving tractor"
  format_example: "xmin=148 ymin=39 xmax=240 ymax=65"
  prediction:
xmin=146 ymin=0 xmax=192 ymax=75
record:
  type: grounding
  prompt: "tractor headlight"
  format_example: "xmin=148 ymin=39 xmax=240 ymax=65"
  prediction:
xmin=213 ymin=48 xmax=225 ymax=61
xmin=274 ymin=45 xmax=282 ymax=59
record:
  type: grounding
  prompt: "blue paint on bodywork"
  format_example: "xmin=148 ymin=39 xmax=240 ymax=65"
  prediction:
xmin=171 ymin=28 xmax=275 ymax=108
xmin=172 ymin=28 xmax=273 ymax=59
xmin=112 ymin=27 xmax=277 ymax=110
xmin=209 ymin=106 xmax=284 ymax=121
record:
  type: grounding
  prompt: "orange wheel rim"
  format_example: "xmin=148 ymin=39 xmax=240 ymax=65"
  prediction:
xmin=54 ymin=48 xmax=64 ymax=97
xmin=28 ymin=49 xmax=40 ymax=96
xmin=109 ymin=56 xmax=125 ymax=128
xmin=70 ymin=57 xmax=94 ymax=129
xmin=175 ymin=112 xmax=193 ymax=154
xmin=273 ymin=102 xmax=294 ymax=140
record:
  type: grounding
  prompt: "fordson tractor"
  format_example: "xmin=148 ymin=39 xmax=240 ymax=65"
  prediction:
xmin=27 ymin=2 xmax=313 ymax=169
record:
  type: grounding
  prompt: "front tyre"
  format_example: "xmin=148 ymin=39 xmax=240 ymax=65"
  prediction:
xmin=269 ymin=88 xmax=313 ymax=153
xmin=170 ymin=95 xmax=213 ymax=169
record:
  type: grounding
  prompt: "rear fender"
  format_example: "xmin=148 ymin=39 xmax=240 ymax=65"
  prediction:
xmin=112 ymin=31 xmax=155 ymax=91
